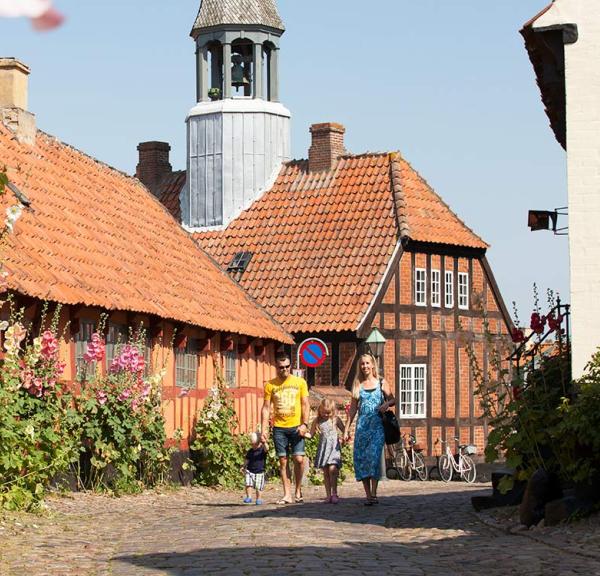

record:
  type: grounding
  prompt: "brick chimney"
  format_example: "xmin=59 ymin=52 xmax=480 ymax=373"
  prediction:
xmin=308 ymin=122 xmax=346 ymax=172
xmin=136 ymin=141 xmax=172 ymax=197
xmin=0 ymin=58 xmax=36 ymax=145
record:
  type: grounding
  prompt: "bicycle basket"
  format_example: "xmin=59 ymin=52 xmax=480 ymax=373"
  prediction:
xmin=465 ymin=445 xmax=477 ymax=455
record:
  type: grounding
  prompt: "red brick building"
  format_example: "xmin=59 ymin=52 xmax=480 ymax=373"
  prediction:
xmin=153 ymin=121 xmax=512 ymax=456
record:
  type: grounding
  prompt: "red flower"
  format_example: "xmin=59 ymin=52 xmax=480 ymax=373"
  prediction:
xmin=530 ymin=312 xmax=546 ymax=334
xmin=511 ymin=328 xmax=525 ymax=343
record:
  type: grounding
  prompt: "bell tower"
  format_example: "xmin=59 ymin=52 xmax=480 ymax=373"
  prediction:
xmin=182 ymin=0 xmax=291 ymax=230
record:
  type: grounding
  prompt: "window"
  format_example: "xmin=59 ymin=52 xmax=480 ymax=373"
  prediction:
xmin=227 ymin=251 xmax=253 ymax=277
xmin=105 ymin=323 xmax=128 ymax=370
xmin=415 ymin=268 xmax=426 ymax=306
xmin=75 ymin=319 xmax=95 ymax=381
xmin=431 ymin=269 xmax=441 ymax=307
xmin=445 ymin=270 xmax=454 ymax=308
xmin=458 ymin=272 xmax=469 ymax=310
xmin=399 ymin=364 xmax=426 ymax=418
xmin=224 ymin=350 xmax=237 ymax=388
xmin=175 ymin=339 xmax=198 ymax=389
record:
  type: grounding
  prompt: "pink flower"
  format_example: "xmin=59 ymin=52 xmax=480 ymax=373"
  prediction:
xmin=96 ymin=390 xmax=108 ymax=405
xmin=84 ymin=333 xmax=105 ymax=363
xmin=40 ymin=330 xmax=58 ymax=359
xmin=118 ymin=388 xmax=132 ymax=402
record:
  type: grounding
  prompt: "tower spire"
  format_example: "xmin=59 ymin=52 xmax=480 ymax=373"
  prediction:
xmin=182 ymin=0 xmax=291 ymax=230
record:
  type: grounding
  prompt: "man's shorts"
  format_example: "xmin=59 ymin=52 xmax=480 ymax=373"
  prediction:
xmin=273 ymin=426 xmax=305 ymax=458
xmin=245 ymin=471 xmax=266 ymax=491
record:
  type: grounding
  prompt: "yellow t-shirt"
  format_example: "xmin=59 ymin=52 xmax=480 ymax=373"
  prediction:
xmin=264 ymin=375 xmax=309 ymax=428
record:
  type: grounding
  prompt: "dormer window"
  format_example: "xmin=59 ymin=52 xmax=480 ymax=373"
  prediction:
xmin=227 ymin=251 xmax=253 ymax=278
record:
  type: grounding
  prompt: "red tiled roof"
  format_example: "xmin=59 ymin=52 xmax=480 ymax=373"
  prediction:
xmin=194 ymin=152 xmax=487 ymax=333
xmin=159 ymin=170 xmax=186 ymax=223
xmin=0 ymin=124 xmax=291 ymax=343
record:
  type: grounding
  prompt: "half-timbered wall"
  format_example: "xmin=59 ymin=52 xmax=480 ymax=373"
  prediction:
xmin=369 ymin=248 xmax=510 ymax=457
xmin=3 ymin=298 xmax=279 ymax=450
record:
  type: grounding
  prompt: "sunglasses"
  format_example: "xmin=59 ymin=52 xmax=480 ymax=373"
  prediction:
xmin=278 ymin=364 xmax=291 ymax=370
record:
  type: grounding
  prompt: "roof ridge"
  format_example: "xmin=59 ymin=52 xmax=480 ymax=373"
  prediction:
xmin=388 ymin=152 xmax=411 ymax=241
xmin=35 ymin=128 xmax=140 ymax=184
xmin=398 ymin=153 xmax=488 ymax=248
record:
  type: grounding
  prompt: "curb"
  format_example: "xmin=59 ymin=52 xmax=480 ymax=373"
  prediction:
xmin=474 ymin=510 xmax=600 ymax=562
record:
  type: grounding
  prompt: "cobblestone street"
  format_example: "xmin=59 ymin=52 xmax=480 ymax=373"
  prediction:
xmin=1 ymin=480 xmax=599 ymax=576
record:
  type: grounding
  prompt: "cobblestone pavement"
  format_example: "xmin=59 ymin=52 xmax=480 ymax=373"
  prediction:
xmin=1 ymin=480 xmax=599 ymax=576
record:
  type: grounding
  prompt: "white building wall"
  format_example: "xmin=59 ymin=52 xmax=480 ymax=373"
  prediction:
xmin=536 ymin=0 xmax=600 ymax=377
xmin=183 ymin=99 xmax=291 ymax=230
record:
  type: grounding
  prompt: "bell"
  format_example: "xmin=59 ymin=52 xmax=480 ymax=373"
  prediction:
xmin=231 ymin=54 xmax=250 ymax=88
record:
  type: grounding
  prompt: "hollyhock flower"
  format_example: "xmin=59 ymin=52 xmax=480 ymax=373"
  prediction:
xmin=530 ymin=312 xmax=546 ymax=335
xmin=40 ymin=330 xmax=59 ymax=359
xmin=4 ymin=204 xmax=22 ymax=232
xmin=96 ymin=390 xmax=108 ymax=405
xmin=118 ymin=388 xmax=132 ymax=402
xmin=84 ymin=333 xmax=105 ymax=363
xmin=4 ymin=322 xmax=26 ymax=354
xmin=511 ymin=327 xmax=525 ymax=343
xmin=0 ymin=320 xmax=8 ymax=331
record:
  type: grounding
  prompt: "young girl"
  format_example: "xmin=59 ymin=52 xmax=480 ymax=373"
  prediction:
xmin=311 ymin=398 xmax=345 ymax=504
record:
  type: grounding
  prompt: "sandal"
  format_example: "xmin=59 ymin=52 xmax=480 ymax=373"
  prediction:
xmin=371 ymin=497 xmax=379 ymax=505
xmin=276 ymin=498 xmax=293 ymax=505
xmin=363 ymin=499 xmax=374 ymax=506
xmin=294 ymin=495 xmax=304 ymax=503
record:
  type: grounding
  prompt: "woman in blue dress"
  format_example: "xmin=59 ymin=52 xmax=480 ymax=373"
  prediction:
xmin=345 ymin=353 xmax=395 ymax=505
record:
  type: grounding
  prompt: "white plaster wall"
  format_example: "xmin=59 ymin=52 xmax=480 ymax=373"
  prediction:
xmin=183 ymin=99 xmax=291 ymax=230
xmin=536 ymin=0 xmax=600 ymax=376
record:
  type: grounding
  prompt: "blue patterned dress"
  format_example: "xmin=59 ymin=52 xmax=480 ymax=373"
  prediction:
xmin=353 ymin=382 xmax=385 ymax=481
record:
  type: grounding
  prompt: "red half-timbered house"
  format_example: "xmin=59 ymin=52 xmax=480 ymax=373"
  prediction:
xmin=185 ymin=123 xmax=513 ymax=456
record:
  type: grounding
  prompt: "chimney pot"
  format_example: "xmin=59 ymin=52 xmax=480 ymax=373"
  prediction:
xmin=308 ymin=122 xmax=346 ymax=172
xmin=136 ymin=141 xmax=172 ymax=197
xmin=0 ymin=57 xmax=35 ymax=145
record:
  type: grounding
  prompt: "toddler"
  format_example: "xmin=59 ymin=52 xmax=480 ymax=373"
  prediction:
xmin=242 ymin=432 xmax=267 ymax=505
xmin=310 ymin=399 xmax=345 ymax=504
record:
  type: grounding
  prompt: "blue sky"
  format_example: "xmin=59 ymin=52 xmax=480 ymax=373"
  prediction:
xmin=1 ymin=0 xmax=568 ymax=320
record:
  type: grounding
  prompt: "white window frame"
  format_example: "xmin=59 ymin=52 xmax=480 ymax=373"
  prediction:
xmin=415 ymin=268 xmax=426 ymax=306
xmin=458 ymin=272 xmax=469 ymax=310
xmin=444 ymin=270 xmax=454 ymax=308
xmin=223 ymin=350 xmax=238 ymax=388
xmin=431 ymin=269 xmax=441 ymax=307
xmin=399 ymin=364 xmax=427 ymax=419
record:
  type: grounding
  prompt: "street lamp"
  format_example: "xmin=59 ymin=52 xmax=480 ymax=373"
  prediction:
xmin=365 ymin=327 xmax=386 ymax=360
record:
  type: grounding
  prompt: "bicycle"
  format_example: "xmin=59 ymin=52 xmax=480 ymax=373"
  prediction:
xmin=392 ymin=433 xmax=428 ymax=481
xmin=436 ymin=438 xmax=477 ymax=483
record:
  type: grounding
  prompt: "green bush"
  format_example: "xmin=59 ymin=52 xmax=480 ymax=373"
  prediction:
xmin=0 ymin=309 xmax=80 ymax=510
xmin=190 ymin=370 xmax=246 ymax=488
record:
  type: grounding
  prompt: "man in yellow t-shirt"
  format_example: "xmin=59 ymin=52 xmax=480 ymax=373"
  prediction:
xmin=261 ymin=353 xmax=310 ymax=504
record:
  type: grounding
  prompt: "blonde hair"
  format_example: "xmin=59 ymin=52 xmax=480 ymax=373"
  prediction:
xmin=351 ymin=353 xmax=380 ymax=399
xmin=317 ymin=398 xmax=336 ymax=421
xmin=249 ymin=432 xmax=259 ymax=444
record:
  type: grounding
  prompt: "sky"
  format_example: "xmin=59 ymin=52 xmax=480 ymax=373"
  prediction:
xmin=1 ymin=0 xmax=568 ymax=321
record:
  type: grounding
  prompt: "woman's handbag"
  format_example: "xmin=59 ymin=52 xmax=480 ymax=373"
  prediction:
xmin=380 ymin=388 xmax=401 ymax=445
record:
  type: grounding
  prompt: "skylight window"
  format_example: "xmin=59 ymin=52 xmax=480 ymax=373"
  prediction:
xmin=226 ymin=251 xmax=253 ymax=276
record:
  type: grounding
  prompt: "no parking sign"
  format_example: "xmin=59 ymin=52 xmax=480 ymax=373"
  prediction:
xmin=297 ymin=338 xmax=329 ymax=369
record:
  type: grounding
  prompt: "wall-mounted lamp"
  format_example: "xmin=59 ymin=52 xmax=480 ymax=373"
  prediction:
xmin=365 ymin=327 xmax=386 ymax=359
xmin=528 ymin=207 xmax=568 ymax=235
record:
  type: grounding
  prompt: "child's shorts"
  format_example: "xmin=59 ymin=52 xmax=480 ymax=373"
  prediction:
xmin=245 ymin=471 xmax=266 ymax=491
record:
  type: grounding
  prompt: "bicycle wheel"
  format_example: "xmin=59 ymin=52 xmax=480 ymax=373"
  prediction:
xmin=460 ymin=455 xmax=477 ymax=484
xmin=398 ymin=450 xmax=412 ymax=481
xmin=414 ymin=452 xmax=428 ymax=481
xmin=438 ymin=453 xmax=453 ymax=482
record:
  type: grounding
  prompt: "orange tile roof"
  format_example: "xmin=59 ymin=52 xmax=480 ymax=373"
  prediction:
xmin=0 ymin=124 xmax=291 ymax=344
xmin=194 ymin=152 xmax=487 ymax=333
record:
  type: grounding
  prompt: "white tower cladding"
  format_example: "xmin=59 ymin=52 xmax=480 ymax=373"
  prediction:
xmin=183 ymin=0 xmax=291 ymax=230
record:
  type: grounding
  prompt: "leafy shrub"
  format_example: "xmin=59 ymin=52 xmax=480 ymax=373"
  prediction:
xmin=190 ymin=368 xmax=246 ymax=488
xmin=76 ymin=335 xmax=170 ymax=492
xmin=0 ymin=307 xmax=80 ymax=510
